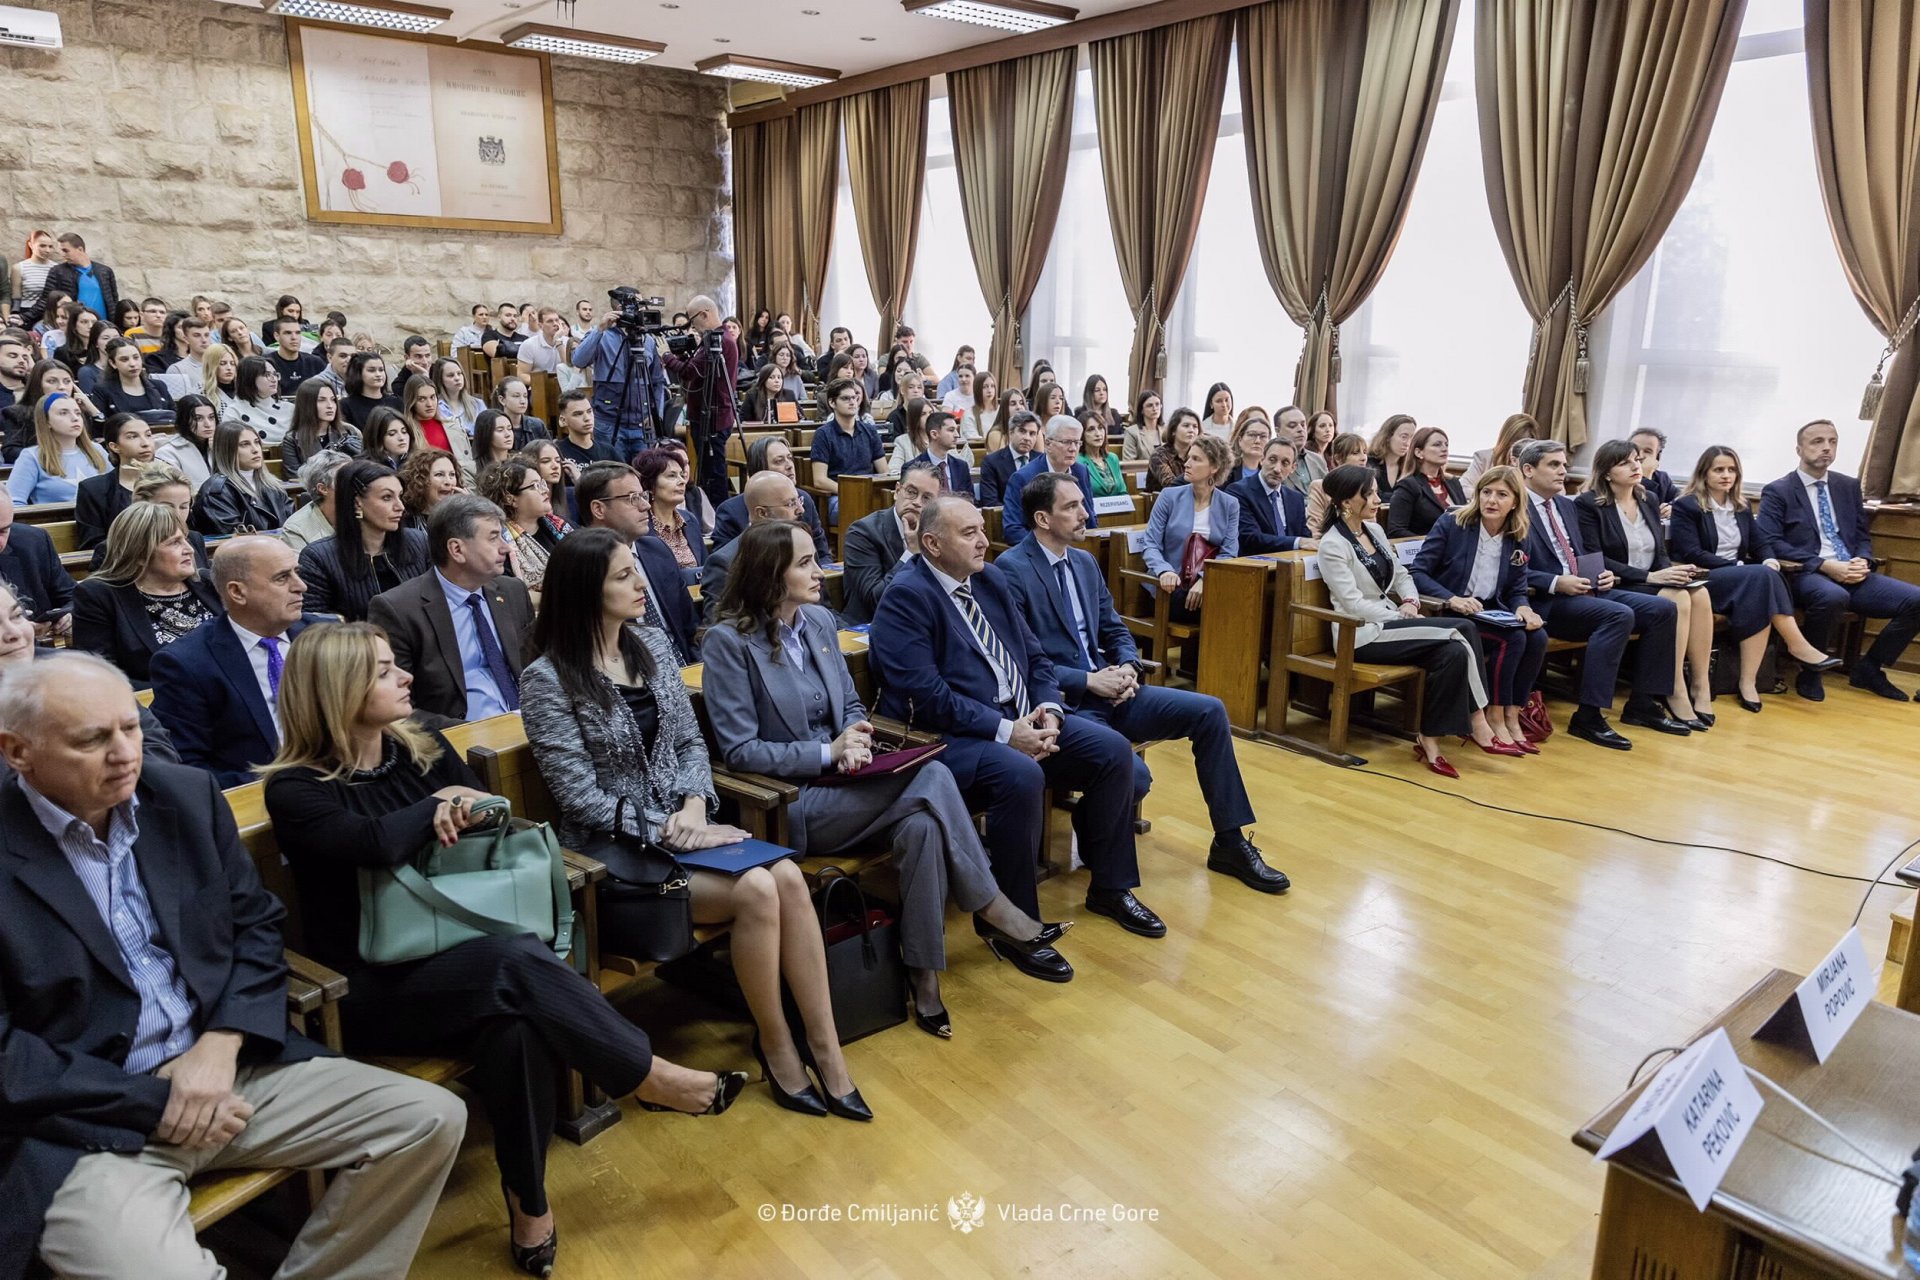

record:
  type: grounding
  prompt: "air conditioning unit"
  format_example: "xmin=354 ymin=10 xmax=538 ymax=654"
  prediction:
xmin=0 ymin=6 xmax=62 ymax=50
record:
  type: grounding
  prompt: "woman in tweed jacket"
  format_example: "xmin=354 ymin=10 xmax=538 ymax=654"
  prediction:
xmin=521 ymin=528 xmax=871 ymax=1122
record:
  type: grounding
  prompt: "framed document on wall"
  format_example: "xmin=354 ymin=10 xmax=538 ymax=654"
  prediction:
xmin=286 ymin=20 xmax=563 ymax=234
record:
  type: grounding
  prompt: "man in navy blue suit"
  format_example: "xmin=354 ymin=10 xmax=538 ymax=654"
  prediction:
xmin=870 ymin=496 xmax=1164 ymax=964
xmin=999 ymin=415 xmax=1101 ymax=546
xmin=1757 ymin=419 xmax=1920 ymax=700
xmin=1001 ymin=472 xmax=1288 ymax=894
xmin=1229 ymin=437 xmax=1318 ymax=554
xmin=909 ymin=409 xmax=973 ymax=495
xmin=978 ymin=410 xmax=1041 ymax=508
xmin=1516 ymin=440 xmax=1684 ymax=749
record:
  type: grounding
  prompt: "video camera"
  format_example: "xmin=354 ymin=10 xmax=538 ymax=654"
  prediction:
xmin=608 ymin=285 xmax=701 ymax=355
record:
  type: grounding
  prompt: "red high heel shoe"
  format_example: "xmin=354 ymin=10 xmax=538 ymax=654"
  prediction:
xmin=1462 ymin=736 xmax=1528 ymax=758
xmin=1414 ymin=743 xmax=1459 ymax=779
xmin=1509 ymin=735 xmax=1540 ymax=755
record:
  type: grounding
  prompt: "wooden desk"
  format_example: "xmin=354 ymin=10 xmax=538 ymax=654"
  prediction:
xmin=1574 ymin=968 xmax=1919 ymax=1280
xmin=1891 ymin=854 xmax=1920 ymax=1014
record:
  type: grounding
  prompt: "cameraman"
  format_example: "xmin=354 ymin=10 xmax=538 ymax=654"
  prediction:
xmin=662 ymin=293 xmax=739 ymax=508
xmin=571 ymin=300 xmax=669 ymax=462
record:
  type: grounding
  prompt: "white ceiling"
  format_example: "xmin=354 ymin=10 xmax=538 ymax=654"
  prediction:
xmin=219 ymin=0 xmax=1155 ymax=78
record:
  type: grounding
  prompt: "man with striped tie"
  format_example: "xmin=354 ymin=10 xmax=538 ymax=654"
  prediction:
xmin=870 ymin=496 xmax=1163 ymax=975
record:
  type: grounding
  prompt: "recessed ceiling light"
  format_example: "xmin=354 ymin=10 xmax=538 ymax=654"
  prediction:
xmin=801 ymin=7 xmax=819 ymax=13
xmin=660 ymin=2 xmax=679 ymax=7
xmin=860 ymin=35 xmax=875 ymax=40
xmin=901 ymin=0 xmax=1077 ymax=34
xmin=268 ymin=0 xmax=452 ymax=32
xmin=713 ymin=36 xmax=730 ymax=43
xmin=502 ymin=23 xmax=665 ymax=62
xmin=696 ymin=53 xmax=841 ymax=89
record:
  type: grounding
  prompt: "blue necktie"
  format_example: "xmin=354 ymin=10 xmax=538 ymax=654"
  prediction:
xmin=1053 ymin=559 xmax=1097 ymax=669
xmin=954 ymin=584 xmax=1030 ymax=715
xmin=1814 ymin=480 xmax=1852 ymax=560
xmin=466 ymin=593 xmax=521 ymax=710
xmin=258 ymin=636 xmax=283 ymax=698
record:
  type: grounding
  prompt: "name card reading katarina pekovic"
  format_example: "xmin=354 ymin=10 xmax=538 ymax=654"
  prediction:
xmin=1595 ymin=1027 xmax=1765 ymax=1211
xmin=1753 ymin=929 xmax=1872 ymax=1064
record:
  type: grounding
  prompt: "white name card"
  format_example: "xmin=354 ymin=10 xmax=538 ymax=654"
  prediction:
xmin=1092 ymin=494 xmax=1136 ymax=518
xmin=1754 ymin=929 xmax=1871 ymax=1063
xmin=1125 ymin=530 xmax=1148 ymax=554
xmin=1595 ymin=1027 xmax=1763 ymax=1211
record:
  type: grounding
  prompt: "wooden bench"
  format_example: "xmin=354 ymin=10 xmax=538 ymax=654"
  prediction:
xmin=1108 ymin=543 xmax=1192 ymax=676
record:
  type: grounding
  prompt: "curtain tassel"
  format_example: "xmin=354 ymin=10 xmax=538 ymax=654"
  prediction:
xmin=1862 ymin=297 xmax=1920 ymax=420
xmin=1329 ymin=324 xmax=1342 ymax=386
xmin=1570 ymin=284 xmax=1590 ymax=395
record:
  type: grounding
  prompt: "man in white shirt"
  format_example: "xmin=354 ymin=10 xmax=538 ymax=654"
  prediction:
xmin=516 ymin=307 xmax=586 ymax=393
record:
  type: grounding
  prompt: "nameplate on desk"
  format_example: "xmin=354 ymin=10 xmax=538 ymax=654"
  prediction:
xmin=1753 ymin=927 xmax=1870 ymax=1063
xmin=1594 ymin=1027 xmax=1763 ymax=1211
xmin=1126 ymin=530 xmax=1148 ymax=554
xmin=1091 ymin=494 xmax=1136 ymax=517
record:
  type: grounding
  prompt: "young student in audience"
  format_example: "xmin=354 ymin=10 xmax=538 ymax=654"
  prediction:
xmin=1020 ymin=361 xmax=1054 ymax=412
xmin=1077 ymin=374 xmax=1120 ymax=431
xmin=111 ymin=299 xmax=139 ymax=335
xmin=1630 ymin=427 xmax=1678 ymax=510
xmin=1670 ymin=444 xmax=1843 ymax=711
xmin=941 ymin=366 xmax=980 ymax=436
xmin=1201 ymin=382 xmax=1235 ymax=441
xmin=1144 ymin=406 xmax=1202 ymax=493
xmin=886 ymin=396 xmax=934 ymax=477
xmin=517 ymin=306 xmax=582 ymax=392
xmin=710 ymin=435 xmax=833 ymax=564
xmin=984 ymin=385 xmax=1028 ymax=453
xmin=848 ymin=343 xmax=878 ymax=400
xmin=884 ymin=370 xmax=927 ymax=440
xmin=492 ymin=374 xmax=551 ymax=449
xmin=282 ymin=448 xmax=352 ymax=556
xmin=825 ymin=325 xmax=853 ymax=360
xmin=572 ymin=461 xmax=698 ymax=664
xmin=3 ymin=358 xmax=103 ymax=462
xmin=398 ymin=335 xmax=435 ymax=384
xmin=196 ymin=342 xmax=240 ymax=418
xmin=1141 ymin=435 xmax=1237 ymax=625
xmin=152 ymin=394 xmax=216 ymax=492
xmin=73 ymin=502 xmax=223 ymax=684
xmin=481 ymin=456 xmax=567 ymax=600
xmin=1411 ymin=466 xmax=1548 ymax=752
xmin=1229 ymin=411 xmax=1272 ymax=484
xmin=40 ymin=233 xmax=120 ymax=330
xmin=1 ymin=651 xmax=465 ymax=1280
xmin=772 ymin=313 xmax=814 ymax=364
xmin=403 ymin=375 xmax=476 ymax=483
xmin=472 ymin=408 xmax=521 ymax=471
xmin=33 ymin=295 xmax=73 ymax=358
xmin=258 ymin=293 xmax=305 ymax=347
xmin=810 ymin=377 xmax=886 ymax=520
xmin=1317 ymin=464 xmax=1518 ymax=777
xmin=10 ymin=392 xmax=107 ymax=505
xmin=399 ymin=447 xmax=464 ymax=529
xmin=969 ymin=369 xmax=1001 ymax=443
xmin=1387 ymin=426 xmax=1465 ymax=538
xmin=51 ymin=307 xmax=105 ymax=378
xmin=314 ymin=315 xmax=346 ymax=352
xmin=339 ymin=351 xmax=400 ymax=432
xmin=482 ymin=301 xmax=527 ymax=361
xmin=1462 ymin=412 xmax=1540 ymax=489
xmin=1576 ymin=439 xmax=1713 ymax=728
xmin=77 ymin=413 xmax=156 ymax=550
xmin=313 ymin=335 xmax=354 ymax=396
xmin=979 ymin=409 xmax=1042 ymax=507
xmin=744 ymin=365 xmax=790 ymax=424
xmin=220 ymin=315 xmax=262 ymax=362
xmin=221 ymin=355 xmax=291 ymax=444
xmin=914 ymin=408 xmax=975 ymax=495
xmin=1305 ymin=410 xmax=1337 ymax=468
xmin=744 ymin=308 xmax=776 ymax=367
xmin=191 ymin=422 xmax=292 ymax=536
xmin=7 ymin=228 xmax=57 ymax=324
xmin=519 ymin=528 xmax=868 ymax=1122
xmin=553 ymin=388 xmax=617 ymax=484
xmin=264 ymin=621 xmax=745 ymax=1276
xmin=935 ymin=345 xmax=975 ymax=397
xmin=432 ymin=355 xmax=487 ymax=438
xmin=1032 ymin=380 xmax=1070 ymax=428
xmin=0 ymin=329 xmax=32 ymax=412
xmin=279 ymin=377 xmax=360 ymax=475
xmin=1126 ymin=390 xmax=1163 ymax=462
xmin=454 ymin=303 xmax=491 ymax=350
xmin=1078 ymin=414 xmax=1128 ymax=498
xmin=1229 ymin=436 xmax=1318 ymax=554
xmin=635 ymin=446 xmax=705 ymax=584
xmin=296 ymin=458 xmax=431 ymax=622
xmin=95 ymin=335 xmax=175 ymax=420
xmin=125 ymin=295 xmax=168 ymax=354
xmin=266 ymin=314 xmax=325 ymax=395
xmin=143 ymin=310 xmax=189 ymax=377
xmin=1368 ymin=413 xmax=1418 ymax=494
xmin=523 ymin=438 xmax=567 ymax=511
xmin=1307 ymin=431 xmax=1370 ymax=530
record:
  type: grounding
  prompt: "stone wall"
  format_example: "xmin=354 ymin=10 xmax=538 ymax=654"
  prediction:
xmin=0 ymin=0 xmax=734 ymax=340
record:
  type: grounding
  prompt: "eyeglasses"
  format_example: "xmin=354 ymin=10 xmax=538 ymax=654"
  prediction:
xmin=606 ymin=491 xmax=644 ymax=506
xmin=516 ymin=481 xmax=549 ymax=495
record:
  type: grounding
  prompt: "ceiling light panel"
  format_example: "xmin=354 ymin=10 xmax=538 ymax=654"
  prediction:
xmin=902 ymin=0 xmax=1077 ymax=34
xmin=695 ymin=54 xmax=841 ymax=90
xmin=269 ymin=0 xmax=452 ymax=33
xmin=502 ymin=23 xmax=665 ymax=63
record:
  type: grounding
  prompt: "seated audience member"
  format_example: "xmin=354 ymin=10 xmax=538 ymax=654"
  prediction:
xmin=940 ymin=365 xmax=979 ymax=437
xmin=1231 ymin=436 xmax=1318 ymax=554
xmin=841 ymin=461 xmax=939 ymax=625
xmin=482 ymin=301 xmax=527 ymax=361
xmin=522 ymin=439 xmax=569 ymax=516
xmin=711 ymin=435 xmax=833 ymax=564
xmin=699 ymin=470 xmax=803 ymax=624
xmin=635 ymin=447 xmax=705 ymax=584
xmin=1202 ymin=382 xmax=1235 ymax=440
xmin=264 ymin=623 xmax=744 ymax=1275
xmin=399 ymin=448 xmax=463 ymax=527
xmin=124 ymin=296 xmax=169 ymax=354
xmin=1078 ymin=413 xmax=1127 ymax=498
xmin=493 ymin=375 xmax=550 ymax=450
xmin=366 ymin=406 xmax=413 ymax=474
xmin=368 ymin=493 xmax=530 ymax=722
xmin=809 ymin=378 xmax=887 ymax=521
xmin=517 ymin=309 xmax=582 ymax=391
xmin=553 ymin=388 xmax=617 ymax=484
xmin=1270 ymin=406 xmax=1325 ymax=493
xmin=0 ymin=330 xmax=33 ymax=412
xmin=149 ymin=536 xmax=318 ymax=784
xmin=94 ymin=336 xmax=175 ymax=420
xmin=141 ymin=311 xmax=190 ymax=378
xmin=279 ymin=377 xmax=360 ymax=475
xmin=222 ymin=356 xmax=291 ymax=444
xmin=473 ymin=408 xmax=522 ymax=471
xmin=256 ymin=293 xmax=305 ymax=348
xmin=296 ymin=459 xmax=431 ymax=622
xmin=313 ymin=337 xmax=355 ymax=397
xmin=1141 ymin=435 xmax=1238 ymax=623
xmin=0 ymin=488 xmax=75 ymax=639
xmin=744 ymin=366 xmax=793 ymax=425
xmin=913 ymin=408 xmax=974 ymax=494
xmin=1575 ymin=439 xmax=1713 ymax=728
xmin=399 ymin=335 xmax=434 ymax=385
xmin=430 ymin=357 xmax=486 ymax=439
xmin=480 ymin=456 xmax=568 ymax=599
xmin=1307 ymin=431 xmax=1370 ymax=530
xmin=190 ymin=422 xmax=292 ymax=536
xmin=1386 ymin=426 xmax=1466 ymax=538
xmin=520 ymin=530 xmax=866 ymax=1121
xmin=1144 ymin=407 xmax=1202 ymax=494
xmin=870 ymin=495 xmax=1150 ymax=954
xmin=1516 ymin=439 xmax=1683 ymax=748
xmin=3 ymin=359 xmax=103 ymax=462
xmin=188 ymin=343 xmax=237 ymax=411
xmin=339 ymin=351 xmax=400 ymax=432
xmin=89 ymin=464 xmax=207 ymax=572
xmin=1229 ymin=411 xmax=1272 ymax=485
xmin=1670 ymin=445 xmax=1841 ymax=710
xmin=978 ymin=409 xmax=1042 ymax=507
xmin=1303 ymin=409 xmax=1338 ymax=470
xmin=1124 ymin=390 xmax=1162 ymax=462
xmin=220 ymin=316 xmax=262 ymax=363
xmin=77 ymin=413 xmax=157 ymax=550
xmin=574 ymin=461 xmax=698 ymax=664
xmin=265 ymin=315 xmax=325 ymax=396
xmin=1000 ymin=415 xmax=1101 ymax=546
xmin=1368 ymin=413 xmax=1418 ymax=494
xmin=73 ymin=503 xmax=222 ymax=685
xmin=1463 ymin=412 xmax=1541 ymax=489
xmin=885 ymin=396 xmax=935 ymax=477
xmin=969 ymin=370 xmax=1003 ymax=444
xmin=453 ymin=303 xmax=491 ymax=350
xmin=936 ymin=346 xmax=976 ymax=399
xmin=0 ymin=652 xmax=465 ymax=1280
xmin=1757 ymin=418 xmax=1920 ymax=701
xmin=402 ymin=374 xmax=475 ymax=481
xmin=1003 ymin=472 xmax=1287 ymax=893
xmin=282 ymin=449 xmax=352 ymax=556
xmin=1030 ymin=381 xmax=1071 ymax=433
xmin=11 ymin=392 xmax=107 ymax=505
xmin=1317 ymin=464 xmax=1518 ymax=777
xmin=1411 ymin=466 xmax=1549 ymax=751
xmin=33 ymin=296 xmax=73 ymax=359
xmin=1075 ymin=372 xmax=1119 ymax=429
xmin=1630 ymin=427 xmax=1678 ymax=510
xmin=707 ymin=520 xmax=1060 ymax=1040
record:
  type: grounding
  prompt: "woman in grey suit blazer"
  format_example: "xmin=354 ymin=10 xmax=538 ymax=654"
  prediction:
xmin=701 ymin=521 xmax=1056 ymax=1042
xmin=1140 ymin=435 xmax=1240 ymax=621
xmin=522 ymin=527 xmax=872 ymax=1122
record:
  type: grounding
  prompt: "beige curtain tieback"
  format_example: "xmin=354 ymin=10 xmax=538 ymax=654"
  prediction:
xmin=1523 ymin=280 xmax=1578 ymax=395
xmin=1861 ymin=295 xmax=1920 ymax=420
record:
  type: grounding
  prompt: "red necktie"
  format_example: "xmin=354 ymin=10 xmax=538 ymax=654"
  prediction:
xmin=1544 ymin=500 xmax=1577 ymax=571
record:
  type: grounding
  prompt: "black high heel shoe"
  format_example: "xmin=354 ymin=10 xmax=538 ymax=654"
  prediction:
xmin=910 ymin=997 xmax=952 ymax=1039
xmin=752 ymin=1033 xmax=828 ymax=1117
xmin=502 ymin=1188 xmax=557 ymax=1278
xmin=794 ymin=1033 xmax=876 ymax=1122
xmin=1736 ymin=694 xmax=1763 ymax=713
xmin=637 ymin=1070 xmax=748 ymax=1116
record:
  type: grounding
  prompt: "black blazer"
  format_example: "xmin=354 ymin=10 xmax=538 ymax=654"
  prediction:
xmin=0 ymin=522 xmax=76 ymax=623
xmin=1386 ymin=472 xmax=1466 ymax=539
xmin=75 ymin=473 xmax=132 ymax=551
xmin=1228 ymin=474 xmax=1313 ymax=553
xmin=71 ymin=573 xmax=225 ymax=685
xmin=366 ymin=570 xmax=534 ymax=721
xmin=710 ymin=490 xmax=832 ymax=563
xmin=0 ymin=764 xmax=324 ymax=1276
xmin=978 ymin=448 xmax=1032 ymax=508
xmin=1669 ymin=494 xmax=1760 ymax=568
xmin=1574 ymin=491 xmax=1672 ymax=584
xmin=840 ymin=508 xmax=908 ymax=624
xmin=190 ymin=475 xmax=295 ymax=536
xmin=296 ymin=528 xmax=432 ymax=623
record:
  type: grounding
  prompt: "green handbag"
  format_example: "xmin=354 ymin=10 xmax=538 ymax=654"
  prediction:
xmin=357 ymin=795 xmax=576 ymax=967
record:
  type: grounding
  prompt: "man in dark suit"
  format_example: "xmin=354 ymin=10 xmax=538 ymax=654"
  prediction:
xmin=999 ymin=415 xmax=1100 ymax=546
xmin=0 ymin=490 xmax=75 ymax=639
xmin=910 ymin=409 xmax=973 ymax=495
xmin=0 ymin=653 xmax=465 ymax=1280
xmin=149 ymin=536 xmax=322 ymax=787
xmin=368 ymin=493 xmax=532 ymax=722
xmin=700 ymin=471 xmax=805 ymax=624
xmin=30 ymin=233 xmax=120 ymax=330
xmin=841 ymin=461 xmax=940 ymax=624
xmin=870 ymin=496 xmax=1164 ymax=962
xmin=977 ymin=409 xmax=1041 ymax=507
xmin=1757 ymin=418 xmax=1920 ymax=700
xmin=1516 ymin=440 xmax=1683 ymax=749
xmin=1229 ymin=437 xmax=1319 ymax=554
xmin=575 ymin=461 xmax=698 ymax=665
xmin=1002 ymin=473 xmax=1288 ymax=894
xmin=1629 ymin=428 xmax=1678 ymax=510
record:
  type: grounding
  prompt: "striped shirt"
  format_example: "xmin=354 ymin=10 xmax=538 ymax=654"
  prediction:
xmin=21 ymin=784 xmax=197 ymax=1072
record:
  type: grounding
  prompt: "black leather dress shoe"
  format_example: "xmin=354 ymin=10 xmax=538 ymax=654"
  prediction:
xmin=1566 ymin=711 xmax=1631 ymax=750
xmin=1084 ymin=888 xmax=1168 ymax=938
xmin=1206 ymin=833 xmax=1291 ymax=894
xmin=1850 ymin=666 xmax=1911 ymax=701
xmin=1796 ymin=670 xmax=1827 ymax=702
xmin=1801 ymin=655 xmax=1844 ymax=674
xmin=983 ymin=937 xmax=1074 ymax=982
xmin=1620 ymin=702 xmax=1692 ymax=735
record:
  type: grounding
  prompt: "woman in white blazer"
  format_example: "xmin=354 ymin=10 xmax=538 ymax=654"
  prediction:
xmin=1314 ymin=464 xmax=1524 ymax=778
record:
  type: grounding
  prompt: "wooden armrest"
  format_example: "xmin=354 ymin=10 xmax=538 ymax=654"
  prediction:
xmin=1135 ymin=658 xmax=1163 ymax=673
xmin=1418 ymin=594 xmax=1448 ymax=615
xmin=1775 ymin=559 xmax=1804 ymax=573
xmin=1118 ymin=568 xmax=1166 ymax=587
xmin=285 ymin=950 xmax=348 ymax=1004
xmin=561 ymin=848 xmax=607 ymax=884
xmin=871 ymin=715 xmax=940 ymax=748
xmin=1289 ymin=602 xmax=1363 ymax=628
xmin=713 ymin=767 xmax=799 ymax=807
xmin=286 ymin=974 xmax=322 ymax=1017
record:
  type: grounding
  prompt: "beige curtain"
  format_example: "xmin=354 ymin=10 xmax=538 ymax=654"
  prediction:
xmin=1807 ymin=1 xmax=1920 ymax=500
xmin=731 ymin=118 xmax=800 ymax=327
xmin=1476 ymin=0 xmax=1745 ymax=445
xmin=1239 ymin=0 xmax=1459 ymax=415
xmin=844 ymin=80 xmax=929 ymax=352
xmin=1091 ymin=16 xmax=1235 ymax=399
xmin=793 ymin=101 xmax=841 ymax=352
xmin=949 ymin=49 xmax=1078 ymax=392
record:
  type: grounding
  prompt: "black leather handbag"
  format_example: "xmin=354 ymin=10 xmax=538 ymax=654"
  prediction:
xmin=575 ymin=799 xmax=695 ymax=964
xmin=797 ymin=868 xmax=906 ymax=1043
